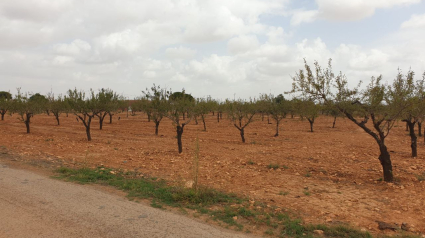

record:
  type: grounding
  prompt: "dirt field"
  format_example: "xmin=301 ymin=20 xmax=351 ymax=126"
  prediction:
xmin=1 ymin=112 xmax=424 ymax=235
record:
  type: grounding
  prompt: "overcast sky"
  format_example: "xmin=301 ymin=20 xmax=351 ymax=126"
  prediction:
xmin=1 ymin=0 xmax=425 ymax=100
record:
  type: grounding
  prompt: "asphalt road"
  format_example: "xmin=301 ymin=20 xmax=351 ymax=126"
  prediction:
xmin=0 ymin=163 xmax=254 ymax=238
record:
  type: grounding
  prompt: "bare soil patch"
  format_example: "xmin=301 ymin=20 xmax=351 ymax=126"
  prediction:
xmin=1 ymin=113 xmax=424 ymax=235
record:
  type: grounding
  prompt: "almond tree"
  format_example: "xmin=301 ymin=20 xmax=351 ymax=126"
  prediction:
xmin=226 ymin=99 xmax=257 ymax=143
xmin=142 ymin=84 xmax=169 ymax=135
xmin=12 ymin=89 xmax=43 ymax=133
xmin=291 ymin=59 xmax=410 ymax=182
xmin=95 ymin=88 xmax=121 ymax=130
xmin=47 ymin=93 xmax=69 ymax=125
xmin=0 ymin=91 xmax=12 ymax=120
xmin=324 ymin=101 xmax=343 ymax=128
xmin=194 ymin=98 xmax=214 ymax=131
xmin=261 ymin=94 xmax=290 ymax=136
xmin=166 ymin=90 xmax=194 ymax=153
xmin=299 ymin=99 xmax=320 ymax=132
xmin=395 ymin=70 xmax=425 ymax=157
xmin=67 ymin=89 xmax=100 ymax=141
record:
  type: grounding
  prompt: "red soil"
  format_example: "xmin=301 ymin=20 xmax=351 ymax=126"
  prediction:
xmin=1 ymin=113 xmax=424 ymax=235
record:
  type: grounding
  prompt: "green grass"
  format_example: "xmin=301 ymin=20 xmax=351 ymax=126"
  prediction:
xmin=267 ymin=164 xmax=279 ymax=170
xmin=416 ymin=172 xmax=425 ymax=181
xmin=54 ymin=166 xmax=377 ymax=238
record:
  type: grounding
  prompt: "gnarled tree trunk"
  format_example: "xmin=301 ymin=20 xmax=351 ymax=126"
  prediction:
xmin=176 ymin=125 xmax=185 ymax=153
xmin=378 ymin=143 xmax=393 ymax=182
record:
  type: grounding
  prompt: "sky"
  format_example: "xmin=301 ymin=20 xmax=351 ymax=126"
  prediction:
xmin=1 ymin=0 xmax=425 ymax=100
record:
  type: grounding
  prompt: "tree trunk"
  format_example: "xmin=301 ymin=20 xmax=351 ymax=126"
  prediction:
xmin=195 ymin=116 xmax=198 ymax=125
xmin=176 ymin=125 xmax=184 ymax=153
xmin=109 ymin=113 xmax=113 ymax=124
xmin=99 ymin=117 xmax=104 ymax=130
xmin=1 ymin=112 xmax=4 ymax=121
xmin=54 ymin=113 xmax=60 ymax=125
xmin=308 ymin=118 xmax=314 ymax=132
xmin=274 ymin=121 xmax=279 ymax=137
xmin=85 ymin=117 xmax=92 ymax=141
xmin=201 ymin=115 xmax=206 ymax=131
xmin=332 ymin=116 xmax=337 ymax=128
xmin=155 ymin=121 xmax=160 ymax=135
xmin=212 ymin=111 xmax=215 ymax=116
xmin=240 ymin=128 xmax=245 ymax=143
xmin=217 ymin=113 xmax=220 ymax=123
xmin=25 ymin=115 xmax=31 ymax=133
xmin=182 ymin=112 xmax=185 ymax=120
xmin=378 ymin=144 xmax=393 ymax=182
xmin=407 ymin=121 xmax=417 ymax=157
xmin=418 ymin=122 xmax=422 ymax=137
xmin=86 ymin=127 xmax=91 ymax=141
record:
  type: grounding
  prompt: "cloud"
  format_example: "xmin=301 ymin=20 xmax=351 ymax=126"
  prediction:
xmin=401 ymin=13 xmax=425 ymax=29
xmin=291 ymin=0 xmax=421 ymax=25
xmin=165 ymin=46 xmax=197 ymax=59
xmin=53 ymin=39 xmax=92 ymax=56
xmin=291 ymin=10 xmax=319 ymax=26
xmin=227 ymin=35 xmax=260 ymax=55
xmin=0 ymin=0 xmax=424 ymax=100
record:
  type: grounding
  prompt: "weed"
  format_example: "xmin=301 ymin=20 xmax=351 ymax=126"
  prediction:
xmin=279 ymin=191 xmax=289 ymax=196
xmin=45 ymin=138 xmax=54 ymax=142
xmin=238 ymin=207 xmax=255 ymax=217
xmin=114 ymin=147 xmax=118 ymax=150
xmin=198 ymin=207 xmax=209 ymax=214
xmin=107 ymin=140 xmax=111 ymax=144
xmin=54 ymin=166 xmax=373 ymax=238
xmin=247 ymin=160 xmax=255 ymax=165
xmin=264 ymin=228 xmax=274 ymax=235
xmin=304 ymin=172 xmax=311 ymax=177
xmin=303 ymin=191 xmax=311 ymax=196
xmin=250 ymin=140 xmax=257 ymax=145
xmin=282 ymin=165 xmax=289 ymax=169
xmin=267 ymin=164 xmax=279 ymax=170
xmin=192 ymin=136 xmax=200 ymax=190
xmin=416 ymin=172 xmax=425 ymax=181
xmin=151 ymin=200 xmax=163 ymax=209
xmin=210 ymin=206 xmax=243 ymax=229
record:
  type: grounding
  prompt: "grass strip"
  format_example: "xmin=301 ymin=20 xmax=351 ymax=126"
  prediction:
xmin=54 ymin=166 xmax=408 ymax=238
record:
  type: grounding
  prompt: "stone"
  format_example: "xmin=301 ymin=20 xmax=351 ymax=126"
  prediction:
xmin=401 ymin=223 xmax=414 ymax=232
xmin=377 ymin=221 xmax=398 ymax=231
xmin=313 ymin=230 xmax=324 ymax=236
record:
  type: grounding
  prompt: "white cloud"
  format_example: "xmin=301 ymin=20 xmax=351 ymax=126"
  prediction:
xmin=291 ymin=10 xmax=318 ymax=26
xmin=291 ymin=0 xmax=421 ymax=25
xmin=54 ymin=39 xmax=91 ymax=56
xmin=401 ymin=13 xmax=425 ymax=29
xmin=165 ymin=46 xmax=197 ymax=59
xmin=0 ymin=0 xmax=424 ymax=100
xmin=227 ymin=35 xmax=260 ymax=55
